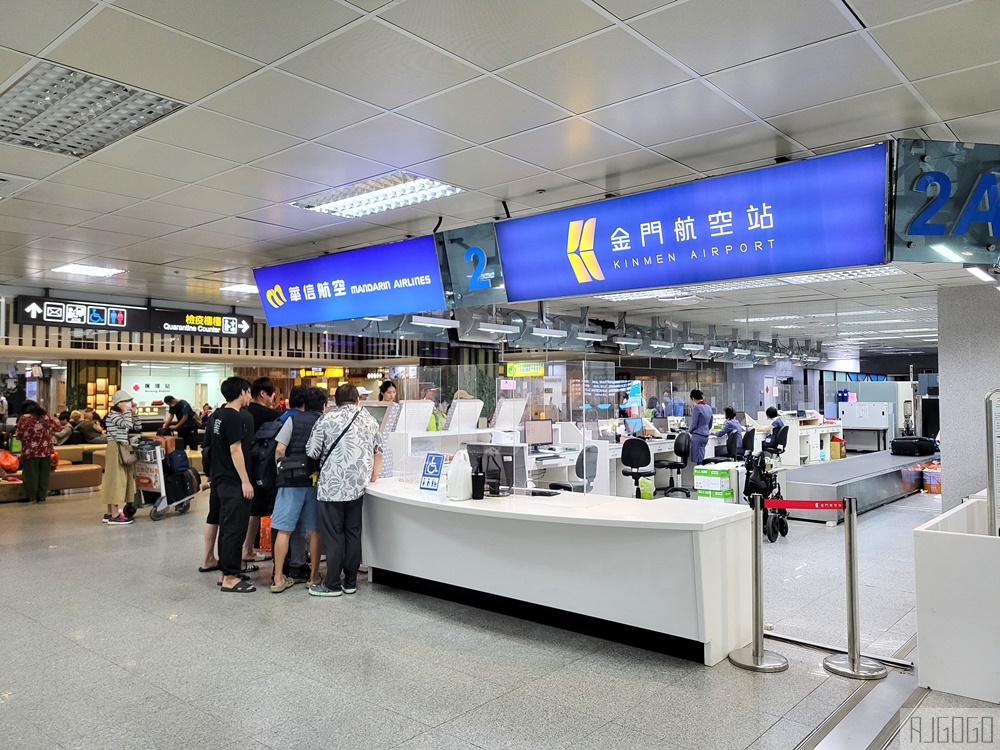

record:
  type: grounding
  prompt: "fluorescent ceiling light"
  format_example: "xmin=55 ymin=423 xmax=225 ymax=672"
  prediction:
xmin=966 ymin=266 xmax=993 ymax=282
xmin=773 ymin=352 xmax=789 ymax=359
xmin=930 ymin=243 xmax=963 ymax=263
xmin=0 ymin=61 xmax=183 ymax=157
xmin=219 ymin=284 xmax=258 ymax=294
xmin=478 ymin=322 xmax=520 ymax=335
xmin=684 ymin=278 xmax=786 ymax=293
xmin=530 ymin=326 xmax=568 ymax=338
xmin=771 ymin=324 xmax=803 ymax=329
xmin=681 ymin=343 xmax=704 ymax=351
xmin=595 ymin=278 xmax=783 ymax=301
xmin=291 ymin=170 xmax=462 ymax=218
xmin=51 ymin=263 xmax=125 ymax=278
xmin=708 ymin=345 xmax=729 ymax=354
xmin=16 ymin=359 xmax=40 ymax=364
xmin=732 ymin=348 xmax=751 ymax=356
xmin=731 ymin=315 xmax=802 ymax=323
xmin=649 ymin=340 xmax=675 ymax=349
xmin=575 ymin=331 xmax=607 ymax=342
xmin=781 ymin=266 xmax=905 ymax=284
xmin=613 ymin=337 xmax=642 ymax=346
xmin=363 ymin=316 xmax=389 ymax=322
xmin=410 ymin=315 xmax=459 ymax=329
xmin=751 ymin=350 xmax=769 ymax=357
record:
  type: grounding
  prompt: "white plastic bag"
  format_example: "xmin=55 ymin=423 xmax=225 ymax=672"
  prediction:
xmin=447 ymin=449 xmax=473 ymax=501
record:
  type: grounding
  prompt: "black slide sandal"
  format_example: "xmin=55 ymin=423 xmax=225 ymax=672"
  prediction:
xmin=221 ymin=579 xmax=256 ymax=593
xmin=198 ymin=564 xmax=220 ymax=573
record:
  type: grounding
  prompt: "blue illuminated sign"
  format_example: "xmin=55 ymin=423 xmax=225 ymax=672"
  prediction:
xmin=495 ymin=144 xmax=888 ymax=302
xmin=253 ymin=236 xmax=446 ymax=325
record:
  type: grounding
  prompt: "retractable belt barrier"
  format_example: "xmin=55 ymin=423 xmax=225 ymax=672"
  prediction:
xmin=764 ymin=499 xmax=843 ymax=511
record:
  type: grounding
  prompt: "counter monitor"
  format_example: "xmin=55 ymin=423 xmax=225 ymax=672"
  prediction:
xmin=524 ymin=419 xmax=553 ymax=450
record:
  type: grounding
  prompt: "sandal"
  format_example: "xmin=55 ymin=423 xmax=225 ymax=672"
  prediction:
xmin=217 ymin=573 xmax=250 ymax=586
xmin=221 ymin=579 xmax=256 ymax=593
xmin=243 ymin=553 xmax=271 ymax=562
xmin=242 ymin=563 xmax=259 ymax=573
xmin=198 ymin=564 xmax=220 ymax=573
xmin=270 ymin=578 xmax=295 ymax=594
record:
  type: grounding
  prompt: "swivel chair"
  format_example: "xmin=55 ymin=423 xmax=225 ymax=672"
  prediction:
xmin=700 ymin=431 xmax=739 ymax=465
xmin=762 ymin=425 xmax=789 ymax=458
xmin=740 ymin=428 xmax=755 ymax=460
xmin=620 ymin=438 xmax=655 ymax=499
xmin=550 ymin=445 xmax=599 ymax=493
xmin=654 ymin=431 xmax=691 ymax=497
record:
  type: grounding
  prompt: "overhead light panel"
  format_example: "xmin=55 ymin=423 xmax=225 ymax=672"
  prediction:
xmin=732 ymin=347 xmax=751 ymax=356
xmin=363 ymin=316 xmax=389 ymax=322
xmin=708 ymin=345 xmax=729 ymax=354
xmin=291 ymin=170 xmax=462 ymax=218
xmin=773 ymin=352 xmax=789 ymax=359
xmin=219 ymin=284 xmax=258 ymax=294
xmin=781 ymin=266 xmax=905 ymax=284
xmin=410 ymin=315 xmax=459 ymax=329
xmin=731 ymin=315 xmax=802 ymax=323
xmin=478 ymin=322 xmax=520 ymax=335
xmin=681 ymin=343 xmax=704 ymax=351
xmin=0 ymin=61 xmax=183 ymax=157
xmin=751 ymin=349 xmax=769 ymax=357
xmin=649 ymin=340 xmax=675 ymax=349
xmin=51 ymin=263 xmax=125 ymax=278
xmin=613 ymin=336 xmax=642 ymax=346
xmin=966 ymin=266 xmax=993 ymax=282
xmin=530 ymin=326 xmax=568 ymax=338
xmin=684 ymin=278 xmax=786 ymax=293
xmin=575 ymin=331 xmax=607 ymax=342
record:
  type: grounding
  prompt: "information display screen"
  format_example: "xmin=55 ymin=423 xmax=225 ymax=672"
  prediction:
xmin=494 ymin=144 xmax=889 ymax=302
xmin=253 ymin=236 xmax=446 ymax=325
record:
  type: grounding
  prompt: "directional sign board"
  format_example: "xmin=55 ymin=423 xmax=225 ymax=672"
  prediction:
xmin=149 ymin=309 xmax=253 ymax=338
xmin=419 ymin=452 xmax=445 ymax=492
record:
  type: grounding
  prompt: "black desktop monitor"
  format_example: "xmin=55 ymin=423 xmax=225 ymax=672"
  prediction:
xmin=466 ymin=443 xmax=527 ymax=495
xmin=624 ymin=417 xmax=643 ymax=435
xmin=362 ymin=403 xmax=389 ymax=424
xmin=524 ymin=419 xmax=553 ymax=449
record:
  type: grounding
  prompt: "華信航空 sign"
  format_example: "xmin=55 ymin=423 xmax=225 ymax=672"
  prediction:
xmin=494 ymin=143 xmax=889 ymax=302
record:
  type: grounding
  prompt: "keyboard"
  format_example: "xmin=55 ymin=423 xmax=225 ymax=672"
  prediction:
xmin=530 ymin=489 xmax=559 ymax=497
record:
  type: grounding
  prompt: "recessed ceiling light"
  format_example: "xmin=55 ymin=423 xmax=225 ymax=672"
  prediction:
xmin=574 ymin=331 xmax=607 ymax=342
xmin=51 ymin=263 xmax=125 ymax=278
xmin=681 ymin=343 xmax=705 ymax=351
xmin=291 ymin=170 xmax=462 ymax=218
xmin=731 ymin=315 xmax=802 ymax=322
xmin=966 ymin=266 xmax=993 ymax=282
xmin=781 ymin=266 xmax=905 ymax=284
xmin=16 ymin=359 xmax=40 ymax=364
xmin=409 ymin=315 xmax=459 ymax=329
xmin=684 ymin=278 xmax=786 ymax=293
xmin=0 ymin=61 xmax=183 ymax=157
xmin=530 ymin=326 xmax=568 ymax=338
xmin=219 ymin=284 xmax=258 ymax=294
xmin=649 ymin=340 xmax=675 ymax=349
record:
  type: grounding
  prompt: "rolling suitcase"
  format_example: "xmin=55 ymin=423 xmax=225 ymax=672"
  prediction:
xmin=165 ymin=468 xmax=201 ymax=502
xmin=890 ymin=436 xmax=937 ymax=456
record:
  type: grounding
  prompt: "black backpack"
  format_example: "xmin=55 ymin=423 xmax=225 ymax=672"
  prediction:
xmin=250 ymin=419 xmax=283 ymax=489
xmin=201 ymin=413 xmax=216 ymax=477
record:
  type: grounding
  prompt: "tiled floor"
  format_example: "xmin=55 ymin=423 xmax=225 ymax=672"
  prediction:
xmin=0 ymin=489 xmax=943 ymax=749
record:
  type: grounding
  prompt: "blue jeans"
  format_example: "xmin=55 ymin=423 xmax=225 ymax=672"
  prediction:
xmin=272 ymin=486 xmax=318 ymax=532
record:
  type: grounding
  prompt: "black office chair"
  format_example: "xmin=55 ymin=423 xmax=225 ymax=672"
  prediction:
xmin=701 ymin=431 xmax=739 ymax=464
xmin=550 ymin=445 xmax=599 ymax=493
xmin=621 ymin=438 xmax=655 ymax=499
xmin=762 ymin=425 xmax=789 ymax=457
xmin=740 ymin=428 xmax=755 ymax=460
xmin=654 ymin=431 xmax=691 ymax=497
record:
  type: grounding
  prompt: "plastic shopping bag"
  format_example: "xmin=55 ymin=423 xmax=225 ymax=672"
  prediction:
xmin=447 ymin=449 xmax=473 ymax=501
xmin=638 ymin=476 xmax=655 ymax=500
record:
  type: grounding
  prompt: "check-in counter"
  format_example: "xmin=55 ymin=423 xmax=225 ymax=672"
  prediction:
xmin=363 ymin=478 xmax=752 ymax=665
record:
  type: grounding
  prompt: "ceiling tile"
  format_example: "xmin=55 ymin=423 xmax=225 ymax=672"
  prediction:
xmin=0 ymin=215 xmax=68 ymax=235
xmin=280 ymin=20 xmax=478 ymax=109
xmin=115 ymin=0 xmax=360 ymax=64
xmin=631 ymin=0 xmax=854 ymax=75
xmin=559 ymin=150 xmax=694 ymax=192
xmin=586 ymin=81 xmax=751 ymax=146
xmin=489 ymin=119 xmax=637 ymax=171
xmin=915 ymin=62 xmax=1000 ymax=120
xmin=768 ymin=86 xmax=936 ymax=149
xmin=0 ymin=199 xmax=98 ymax=225
xmin=100 ymin=245 xmax=185 ymax=264
xmin=0 ymin=142 xmax=77 ymax=179
xmin=79 ymin=215 xmax=178 ymax=238
xmin=948 ymin=110 xmax=1000 ymax=144
xmin=594 ymin=0 xmax=680 ymax=20
xmin=252 ymin=143 xmax=388 ymax=186
xmin=400 ymin=78 xmax=565 ymax=143
xmin=50 ymin=162 xmax=184 ymax=199
xmin=13 ymin=182 xmax=138 ymax=213
xmin=47 ymin=9 xmax=260 ymax=102
xmin=500 ymin=28 xmax=689 ymax=114
xmin=199 ymin=217 xmax=294 ymax=241
xmin=846 ymin=0 xmax=962 ymax=26
xmin=140 ymin=108 xmax=301 ymax=163
xmin=165 ymin=255 xmax=242 ymax=273
xmin=23 ymin=237 xmax=126 ymax=256
xmin=480 ymin=174 xmax=604 ymax=209
xmin=319 ymin=114 xmax=472 ymax=168
xmin=423 ymin=191 xmax=529 ymax=221
xmin=155 ymin=185 xmax=271 ymax=214
xmin=345 ymin=0 xmax=392 ymax=10
xmin=0 ymin=0 xmax=94 ymax=56
xmin=381 ymin=0 xmax=610 ymax=70
xmin=653 ymin=123 xmax=799 ymax=172
xmin=162 ymin=228 xmax=247 ymax=249
xmin=239 ymin=204 xmax=347 ymax=231
xmin=91 ymin=136 xmax=237 ymax=183
xmin=871 ymin=0 xmax=1000 ymax=80
xmin=0 ymin=46 xmax=30 ymax=83
xmin=203 ymin=70 xmax=379 ymax=139
xmin=198 ymin=167 xmax=326 ymax=203
xmin=112 ymin=202 xmax=225 ymax=228
xmin=410 ymin=148 xmax=544 ymax=191
xmin=51 ymin=225 xmax=146 ymax=247
xmin=123 ymin=238 xmax=222 ymax=258
xmin=710 ymin=35 xmax=901 ymax=119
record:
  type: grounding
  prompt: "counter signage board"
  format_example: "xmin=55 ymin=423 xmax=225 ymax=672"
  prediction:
xmin=437 ymin=224 xmax=508 ymax=308
xmin=893 ymin=139 xmax=1000 ymax=265
xmin=494 ymin=144 xmax=889 ymax=302
xmin=419 ymin=452 xmax=445 ymax=492
xmin=150 ymin=309 xmax=252 ymax=337
xmin=253 ymin=236 xmax=447 ymax=325
xmin=506 ymin=362 xmax=545 ymax=378
xmin=14 ymin=295 xmax=151 ymax=332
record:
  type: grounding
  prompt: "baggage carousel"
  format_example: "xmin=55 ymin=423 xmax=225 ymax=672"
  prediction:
xmin=783 ymin=450 xmax=932 ymax=523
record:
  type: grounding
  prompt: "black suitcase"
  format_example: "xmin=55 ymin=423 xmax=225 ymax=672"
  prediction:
xmin=890 ymin=436 xmax=937 ymax=456
xmin=165 ymin=468 xmax=201 ymax=502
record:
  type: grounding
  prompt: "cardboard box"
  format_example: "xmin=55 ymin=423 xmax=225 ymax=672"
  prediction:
xmin=694 ymin=466 xmax=732 ymax=491
xmin=696 ymin=488 xmax=735 ymax=501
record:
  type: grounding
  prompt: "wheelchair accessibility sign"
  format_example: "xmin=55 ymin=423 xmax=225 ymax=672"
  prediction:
xmin=419 ymin=453 xmax=445 ymax=491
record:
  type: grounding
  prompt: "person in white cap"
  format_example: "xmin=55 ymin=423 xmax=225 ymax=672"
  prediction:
xmin=102 ymin=390 xmax=141 ymax=525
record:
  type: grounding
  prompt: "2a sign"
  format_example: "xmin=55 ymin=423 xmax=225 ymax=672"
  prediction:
xmin=907 ymin=170 xmax=999 ymax=237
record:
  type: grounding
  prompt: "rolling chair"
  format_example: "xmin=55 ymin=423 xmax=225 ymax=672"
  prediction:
xmin=700 ymin=431 xmax=739 ymax=465
xmin=550 ymin=445 xmax=599 ymax=493
xmin=741 ymin=429 xmax=755 ymax=460
xmin=654 ymin=430 xmax=691 ymax=497
xmin=621 ymin=438 xmax=655 ymax=499
xmin=762 ymin=425 xmax=789 ymax=458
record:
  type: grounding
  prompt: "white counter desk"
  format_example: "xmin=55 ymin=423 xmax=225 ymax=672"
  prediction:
xmin=363 ymin=478 xmax=752 ymax=665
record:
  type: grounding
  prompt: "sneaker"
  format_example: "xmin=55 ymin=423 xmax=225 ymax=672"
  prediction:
xmin=308 ymin=583 xmax=342 ymax=597
xmin=107 ymin=514 xmax=133 ymax=525
xmin=102 ymin=514 xmax=111 ymax=523
xmin=342 ymin=583 xmax=357 ymax=595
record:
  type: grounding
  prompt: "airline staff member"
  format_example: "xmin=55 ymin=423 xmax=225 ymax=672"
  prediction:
xmin=689 ymin=389 xmax=713 ymax=465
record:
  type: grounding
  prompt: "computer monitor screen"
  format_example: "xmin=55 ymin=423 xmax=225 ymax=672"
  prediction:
xmin=362 ymin=404 xmax=388 ymax=426
xmin=524 ymin=419 xmax=553 ymax=448
xmin=624 ymin=417 xmax=643 ymax=435
xmin=465 ymin=443 xmax=527 ymax=494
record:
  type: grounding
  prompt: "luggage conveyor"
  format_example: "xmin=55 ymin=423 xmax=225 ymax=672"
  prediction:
xmin=783 ymin=450 xmax=932 ymax=523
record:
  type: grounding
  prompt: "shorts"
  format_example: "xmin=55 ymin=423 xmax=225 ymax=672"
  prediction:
xmin=206 ymin=482 xmax=220 ymax=525
xmin=250 ymin=486 xmax=276 ymax=517
xmin=271 ymin=486 xmax=318 ymax=532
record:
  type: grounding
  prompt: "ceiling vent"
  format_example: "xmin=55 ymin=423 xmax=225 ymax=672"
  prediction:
xmin=0 ymin=172 xmax=36 ymax=199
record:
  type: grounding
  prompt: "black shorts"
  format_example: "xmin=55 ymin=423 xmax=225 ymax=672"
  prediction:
xmin=206 ymin=482 xmax=220 ymax=525
xmin=250 ymin=486 xmax=276 ymax=518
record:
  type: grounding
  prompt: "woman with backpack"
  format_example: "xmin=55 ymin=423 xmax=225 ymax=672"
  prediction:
xmin=14 ymin=400 xmax=59 ymax=504
xmin=101 ymin=390 xmax=142 ymax=525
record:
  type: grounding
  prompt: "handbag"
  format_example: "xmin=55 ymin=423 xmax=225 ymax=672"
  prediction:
xmin=0 ymin=448 xmax=18 ymax=473
xmin=117 ymin=441 xmax=138 ymax=468
xmin=276 ymin=454 xmax=315 ymax=484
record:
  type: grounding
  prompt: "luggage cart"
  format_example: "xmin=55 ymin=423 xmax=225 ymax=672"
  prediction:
xmin=126 ymin=439 xmax=195 ymax=521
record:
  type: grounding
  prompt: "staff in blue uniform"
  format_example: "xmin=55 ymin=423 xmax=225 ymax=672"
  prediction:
xmin=689 ymin=389 xmax=713 ymax=465
xmin=713 ymin=406 xmax=744 ymax=456
xmin=671 ymin=387 xmax=686 ymax=417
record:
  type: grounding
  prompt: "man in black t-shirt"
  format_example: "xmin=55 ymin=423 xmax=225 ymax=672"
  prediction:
xmin=163 ymin=395 xmax=201 ymax=449
xmin=211 ymin=377 xmax=256 ymax=592
xmin=243 ymin=377 xmax=281 ymax=562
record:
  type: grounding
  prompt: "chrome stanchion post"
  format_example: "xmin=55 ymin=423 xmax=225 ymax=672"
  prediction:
xmin=729 ymin=493 xmax=788 ymax=673
xmin=823 ymin=497 xmax=887 ymax=680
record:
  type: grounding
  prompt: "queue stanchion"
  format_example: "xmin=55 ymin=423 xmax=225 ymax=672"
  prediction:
xmin=823 ymin=496 xmax=888 ymax=680
xmin=729 ymin=493 xmax=788 ymax=673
